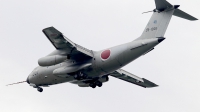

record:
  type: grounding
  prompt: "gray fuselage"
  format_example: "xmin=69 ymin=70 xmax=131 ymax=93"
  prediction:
xmin=28 ymin=38 xmax=160 ymax=87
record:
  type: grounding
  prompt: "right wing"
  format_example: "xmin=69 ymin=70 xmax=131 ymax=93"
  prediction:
xmin=110 ymin=69 xmax=158 ymax=88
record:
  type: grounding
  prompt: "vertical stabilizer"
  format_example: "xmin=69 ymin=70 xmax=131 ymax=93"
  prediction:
xmin=137 ymin=0 xmax=197 ymax=40
xmin=139 ymin=9 xmax=174 ymax=39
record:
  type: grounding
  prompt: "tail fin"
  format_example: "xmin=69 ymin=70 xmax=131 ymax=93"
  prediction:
xmin=138 ymin=0 xmax=198 ymax=40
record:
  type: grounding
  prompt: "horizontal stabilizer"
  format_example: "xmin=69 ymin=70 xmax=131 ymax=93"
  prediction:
xmin=173 ymin=9 xmax=198 ymax=21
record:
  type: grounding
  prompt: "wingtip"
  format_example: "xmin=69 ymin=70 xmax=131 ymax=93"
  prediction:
xmin=189 ymin=17 xmax=198 ymax=21
xmin=142 ymin=78 xmax=159 ymax=88
xmin=146 ymin=84 xmax=159 ymax=88
xmin=42 ymin=26 xmax=54 ymax=32
xmin=154 ymin=84 xmax=159 ymax=87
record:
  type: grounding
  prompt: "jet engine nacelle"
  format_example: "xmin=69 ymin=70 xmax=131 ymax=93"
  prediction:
xmin=38 ymin=55 xmax=68 ymax=66
xmin=53 ymin=63 xmax=91 ymax=76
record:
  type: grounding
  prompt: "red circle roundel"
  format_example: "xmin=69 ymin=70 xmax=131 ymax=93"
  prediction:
xmin=101 ymin=50 xmax=111 ymax=60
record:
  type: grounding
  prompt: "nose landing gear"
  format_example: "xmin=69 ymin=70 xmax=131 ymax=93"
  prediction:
xmin=37 ymin=87 xmax=43 ymax=92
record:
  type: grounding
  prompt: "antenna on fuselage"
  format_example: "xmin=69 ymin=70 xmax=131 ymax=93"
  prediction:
xmin=142 ymin=9 xmax=156 ymax=14
xmin=142 ymin=10 xmax=153 ymax=14
xmin=142 ymin=8 xmax=166 ymax=14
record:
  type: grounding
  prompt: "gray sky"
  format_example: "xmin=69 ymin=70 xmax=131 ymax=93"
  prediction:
xmin=0 ymin=0 xmax=200 ymax=112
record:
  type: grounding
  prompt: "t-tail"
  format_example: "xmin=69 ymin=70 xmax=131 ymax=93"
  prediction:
xmin=137 ymin=0 xmax=198 ymax=40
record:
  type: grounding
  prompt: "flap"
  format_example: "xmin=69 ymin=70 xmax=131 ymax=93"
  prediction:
xmin=110 ymin=69 xmax=158 ymax=88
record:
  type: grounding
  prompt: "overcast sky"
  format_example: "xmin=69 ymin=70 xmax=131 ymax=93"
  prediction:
xmin=0 ymin=0 xmax=200 ymax=112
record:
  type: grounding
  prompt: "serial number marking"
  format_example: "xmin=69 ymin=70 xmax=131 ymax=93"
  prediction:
xmin=146 ymin=27 xmax=157 ymax=32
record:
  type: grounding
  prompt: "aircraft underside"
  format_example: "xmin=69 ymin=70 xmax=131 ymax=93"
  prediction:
xmin=27 ymin=37 xmax=161 ymax=92
xmin=7 ymin=0 xmax=197 ymax=92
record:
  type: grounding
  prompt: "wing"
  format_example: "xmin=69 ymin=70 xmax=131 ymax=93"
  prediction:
xmin=110 ymin=69 xmax=158 ymax=88
xmin=42 ymin=27 xmax=93 ymax=57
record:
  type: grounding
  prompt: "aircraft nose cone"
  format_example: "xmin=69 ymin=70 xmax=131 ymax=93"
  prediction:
xmin=26 ymin=76 xmax=30 ymax=84
xmin=157 ymin=37 xmax=165 ymax=43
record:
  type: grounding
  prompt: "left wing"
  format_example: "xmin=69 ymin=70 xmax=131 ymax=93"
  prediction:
xmin=42 ymin=27 xmax=93 ymax=57
xmin=110 ymin=69 xmax=158 ymax=88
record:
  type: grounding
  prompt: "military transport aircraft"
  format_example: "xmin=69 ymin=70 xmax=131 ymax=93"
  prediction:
xmin=7 ymin=0 xmax=197 ymax=92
